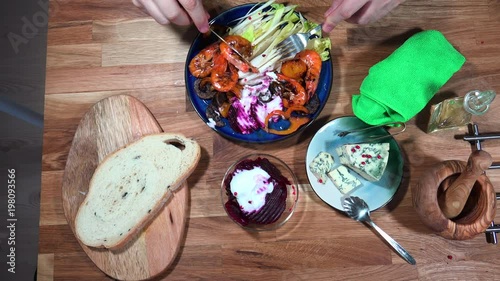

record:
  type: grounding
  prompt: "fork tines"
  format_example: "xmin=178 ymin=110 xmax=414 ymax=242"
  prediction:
xmin=276 ymin=41 xmax=301 ymax=60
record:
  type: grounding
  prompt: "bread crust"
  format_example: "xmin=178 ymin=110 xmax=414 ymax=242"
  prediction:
xmin=74 ymin=133 xmax=201 ymax=249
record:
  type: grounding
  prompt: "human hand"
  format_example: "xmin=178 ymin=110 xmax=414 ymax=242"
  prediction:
xmin=323 ymin=0 xmax=404 ymax=33
xmin=132 ymin=0 xmax=210 ymax=33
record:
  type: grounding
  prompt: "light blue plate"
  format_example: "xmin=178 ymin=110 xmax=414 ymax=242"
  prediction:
xmin=305 ymin=116 xmax=404 ymax=212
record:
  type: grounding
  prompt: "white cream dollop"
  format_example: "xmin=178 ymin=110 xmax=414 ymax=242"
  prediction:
xmin=230 ymin=167 xmax=275 ymax=213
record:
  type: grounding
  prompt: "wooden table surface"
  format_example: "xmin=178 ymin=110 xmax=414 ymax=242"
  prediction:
xmin=38 ymin=0 xmax=500 ymax=280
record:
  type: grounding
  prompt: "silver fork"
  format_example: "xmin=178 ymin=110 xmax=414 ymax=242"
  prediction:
xmin=275 ymin=24 xmax=322 ymax=60
xmin=336 ymin=121 xmax=406 ymax=142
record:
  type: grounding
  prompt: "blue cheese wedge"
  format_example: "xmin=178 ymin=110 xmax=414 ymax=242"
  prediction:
xmin=309 ymin=151 xmax=335 ymax=184
xmin=328 ymin=165 xmax=361 ymax=194
xmin=336 ymin=143 xmax=390 ymax=182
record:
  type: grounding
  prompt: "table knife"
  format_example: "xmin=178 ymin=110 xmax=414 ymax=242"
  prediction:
xmin=209 ymin=26 xmax=253 ymax=67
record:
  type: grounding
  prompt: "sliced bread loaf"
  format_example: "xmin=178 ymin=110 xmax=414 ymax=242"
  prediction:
xmin=74 ymin=133 xmax=200 ymax=249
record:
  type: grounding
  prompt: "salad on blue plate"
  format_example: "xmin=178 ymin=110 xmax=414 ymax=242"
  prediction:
xmin=186 ymin=0 xmax=332 ymax=143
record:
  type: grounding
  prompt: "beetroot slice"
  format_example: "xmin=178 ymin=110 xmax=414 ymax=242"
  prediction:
xmin=245 ymin=184 xmax=286 ymax=224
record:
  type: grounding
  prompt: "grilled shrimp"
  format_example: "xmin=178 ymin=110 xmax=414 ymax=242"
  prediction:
xmin=220 ymin=35 xmax=258 ymax=73
xmin=211 ymin=53 xmax=238 ymax=92
xmin=189 ymin=43 xmax=218 ymax=78
xmin=295 ymin=50 xmax=322 ymax=99
xmin=276 ymin=73 xmax=307 ymax=106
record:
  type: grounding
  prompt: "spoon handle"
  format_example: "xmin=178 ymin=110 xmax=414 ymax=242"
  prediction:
xmin=367 ymin=220 xmax=416 ymax=265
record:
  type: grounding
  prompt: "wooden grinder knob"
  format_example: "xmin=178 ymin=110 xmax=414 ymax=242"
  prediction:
xmin=439 ymin=150 xmax=493 ymax=219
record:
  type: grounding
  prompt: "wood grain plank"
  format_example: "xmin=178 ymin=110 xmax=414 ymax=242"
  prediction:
xmin=222 ymin=238 xmax=392 ymax=269
xmin=102 ymin=39 xmax=190 ymax=67
xmin=287 ymin=265 xmax=418 ymax=281
xmin=417 ymin=261 xmax=500 ymax=281
xmin=183 ymin=216 xmax=277 ymax=247
xmin=45 ymin=63 xmax=185 ymax=94
xmin=92 ymin=19 xmax=194 ymax=43
xmin=39 ymin=224 xmax=83 ymax=254
xmin=53 ymin=252 xmax=109 ymax=281
xmin=43 ymin=89 xmax=189 ymax=130
xmin=49 ymin=0 xmax=145 ymax=23
xmin=42 ymin=130 xmax=74 ymax=171
xmin=47 ymin=21 xmax=93 ymax=46
xmin=47 ymin=43 xmax=102 ymax=68
xmin=152 ymin=245 xmax=223 ymax=280
xmin=40 ymin=171 xmax=67 ymax=226
xmin=37 ymin=254 xmax=55 ymax=281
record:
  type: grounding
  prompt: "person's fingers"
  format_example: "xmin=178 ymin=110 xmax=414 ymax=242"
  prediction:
xmin=154 ymin=0 xmax=191 ymax=26
xmin=137 ymin=0 xmax=170 ymax=25
xmin=323 ymin=0 xmax=369 ymax=33
xmin=345 ymin=4 xmax=374 ymax=25
xmin=324 ymin=0 xmax=343 ymax=19
xmin=178 ymin=0 xmax=210 ymax=33
xmin=133 ymin=0 xmax=209 ymax=32
xmin=132 ymin=0 xmax=142 ymax=8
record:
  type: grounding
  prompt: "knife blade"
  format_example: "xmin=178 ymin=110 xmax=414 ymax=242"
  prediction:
xmin=209 ymin=26 xmax=254 ymax=67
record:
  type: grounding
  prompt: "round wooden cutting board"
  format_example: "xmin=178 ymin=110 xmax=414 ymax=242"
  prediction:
xmin=61 ymin=94 xmax=188 ymax=280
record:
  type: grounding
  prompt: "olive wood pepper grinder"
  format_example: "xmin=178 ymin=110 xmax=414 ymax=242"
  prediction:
xmin=438 ymin=150 xmax=493 ymax=219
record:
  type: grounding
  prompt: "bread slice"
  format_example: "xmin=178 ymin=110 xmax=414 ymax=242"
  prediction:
xmin=74 ymin=133 xmax=200 ymax=249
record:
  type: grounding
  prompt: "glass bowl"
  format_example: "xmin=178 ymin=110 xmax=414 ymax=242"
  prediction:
xmin=221 ymin=154 xmax=299 ymax=231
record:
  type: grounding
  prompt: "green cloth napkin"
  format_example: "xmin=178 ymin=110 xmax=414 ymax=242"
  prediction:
xmin=352 ymin=30 xmax=466 ymax=125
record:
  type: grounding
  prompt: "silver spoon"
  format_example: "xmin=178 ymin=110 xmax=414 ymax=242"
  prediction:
xmin=342 ymin=196 xmax=416 ymax=265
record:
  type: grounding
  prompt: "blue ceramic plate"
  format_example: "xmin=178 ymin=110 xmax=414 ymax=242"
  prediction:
xmin=305 ymin=116 xmax=404 ymax=212
xmin=185 ymin=3 xmax=333 ymax=143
